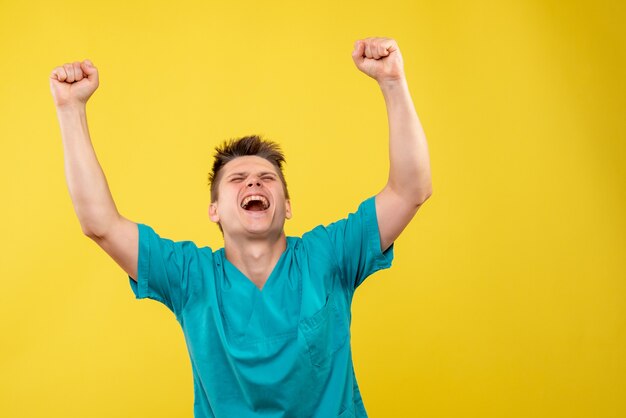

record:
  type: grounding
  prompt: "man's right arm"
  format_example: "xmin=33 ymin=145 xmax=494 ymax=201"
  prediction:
xmin=51 ymin=60 xmax=138 ymax=281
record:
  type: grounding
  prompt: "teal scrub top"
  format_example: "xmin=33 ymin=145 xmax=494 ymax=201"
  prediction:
xmin=128 ymin=196 xmax=395 ymax=417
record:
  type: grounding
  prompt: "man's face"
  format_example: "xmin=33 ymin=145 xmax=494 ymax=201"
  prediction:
xmin=209 ymin=156 xmax=292 ymax=239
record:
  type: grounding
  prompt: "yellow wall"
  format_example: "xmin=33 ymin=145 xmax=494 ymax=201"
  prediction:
xmin=1 ymin=0 xmax=624 ymax=416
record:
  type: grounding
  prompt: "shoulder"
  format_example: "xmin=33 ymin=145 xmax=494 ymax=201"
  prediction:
xmin=300 ymin=196 xmax=377 ymax=241
xmin=138 ymin=223 xmax=214 ymax=253
xmin=288 ymin=231 xmax=334 ymax=261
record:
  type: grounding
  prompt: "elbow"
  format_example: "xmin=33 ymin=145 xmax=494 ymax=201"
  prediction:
xmin=79 ymin=213 xmax=121 ymax=240
xmin=413 ymin=186 xmax=433 ymax=206
xmin=78 ymin=220 xmax=94 ymax=237
xmin=81 ymin=225 xmax=101 ymax=240
xmin=386 ymin=181 xmax=433 ymax=206
xmin=422 ymin=186 xmax=433 ymax=202
xmin=80 ymin=220 xmax=109 ymax=240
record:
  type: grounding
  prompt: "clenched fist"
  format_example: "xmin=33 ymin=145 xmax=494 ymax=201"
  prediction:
xmin=352 ymin=37 xmax=405 ymax=83
xmin=49 ymin=59 xmax=99 ymax=108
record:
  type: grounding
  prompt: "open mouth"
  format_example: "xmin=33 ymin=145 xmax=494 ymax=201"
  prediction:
xmin=240 ymin=195 xmax=270 ymax=211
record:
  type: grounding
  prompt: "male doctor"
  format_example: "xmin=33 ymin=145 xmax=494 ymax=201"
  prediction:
xmin=50 ymin=37 xmax=432 ymax=417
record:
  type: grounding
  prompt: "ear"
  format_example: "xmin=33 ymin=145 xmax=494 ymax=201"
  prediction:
xmin=284 ymin=199 xmax=292 ymax=220
xmin=209 ymin=202 xmax=220 ymax=223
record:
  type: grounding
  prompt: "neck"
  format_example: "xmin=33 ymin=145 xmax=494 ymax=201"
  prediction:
xmin=223 ymin=231 xmax=287 ymax=290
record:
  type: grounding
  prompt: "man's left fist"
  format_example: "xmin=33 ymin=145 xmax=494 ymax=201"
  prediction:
xmin=352 ymin=37 xmax=405 ymax=83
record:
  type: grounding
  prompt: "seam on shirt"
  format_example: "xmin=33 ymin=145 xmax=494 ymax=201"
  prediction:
xmin=361 ymin=196 xmax=394 ymax=283
xmin=178 ymin=245 xmax=210 ymax=323
xmin=181 ymin=241 xmax=203 ymax=319
xmin=138 ymin=223 xmax=151 ymax=299
xmin=137 ymin=223 xmax=168 ymax=307
xmin=366 ymin=196 xmax=394 ymax=268
xmin=325 ymin=224 xmax=345 ymax=290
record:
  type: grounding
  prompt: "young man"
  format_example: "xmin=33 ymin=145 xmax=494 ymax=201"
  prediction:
xmin=50 ymin=37 xmax=432 ymax=417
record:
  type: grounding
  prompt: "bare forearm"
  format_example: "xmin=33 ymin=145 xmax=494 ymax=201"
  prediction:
xmin=379 ymin=77 xmax=432 ymax=203
xmin=56 ymin=104 xmax=119 ymax=237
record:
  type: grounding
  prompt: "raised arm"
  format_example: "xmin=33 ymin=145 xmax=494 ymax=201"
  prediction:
xmin=50 ymin=60 xmax=139 ymax=280
xmin=352 ymin=38 xmax=433 ymax=252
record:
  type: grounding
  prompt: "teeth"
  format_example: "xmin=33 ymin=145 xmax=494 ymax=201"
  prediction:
xmin=241 ymin=195 xmax=269 ymax=209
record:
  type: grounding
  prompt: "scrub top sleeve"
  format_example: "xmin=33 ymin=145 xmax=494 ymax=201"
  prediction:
xmin=324 ymin=196 xmax=395 ymax=290
xmin=128 ymin=223 xmax=198 ymax=318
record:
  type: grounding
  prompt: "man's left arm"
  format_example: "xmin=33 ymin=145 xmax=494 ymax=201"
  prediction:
xmin=352 ymin=37 xmax=433 ymax=253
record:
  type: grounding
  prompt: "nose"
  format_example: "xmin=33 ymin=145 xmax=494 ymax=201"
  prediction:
xmin=247 ymin=177 xmax=262 ymax=188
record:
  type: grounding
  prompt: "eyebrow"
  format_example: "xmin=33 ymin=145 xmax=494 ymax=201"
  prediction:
xmin=227 ymin=171 xmax=277 ymax=178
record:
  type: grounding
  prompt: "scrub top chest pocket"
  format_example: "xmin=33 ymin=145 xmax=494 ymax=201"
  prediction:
xmin=299 ymin=291 xmax=349 ymax=368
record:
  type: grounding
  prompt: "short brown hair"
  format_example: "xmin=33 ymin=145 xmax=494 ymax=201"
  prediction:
xmin=208 ymin=134 xmax=290 ymax=203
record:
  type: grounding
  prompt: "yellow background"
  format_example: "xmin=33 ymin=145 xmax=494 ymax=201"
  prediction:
xmin=1 ymin=0 xmax=625 ymax=416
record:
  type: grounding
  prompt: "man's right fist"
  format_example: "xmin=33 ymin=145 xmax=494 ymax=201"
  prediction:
xmin=49 ymin=60 xmax=99 ymax=108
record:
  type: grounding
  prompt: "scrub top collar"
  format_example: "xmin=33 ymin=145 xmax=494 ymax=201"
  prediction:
xmin=216 ymin=236 xmax=296 ymax=293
